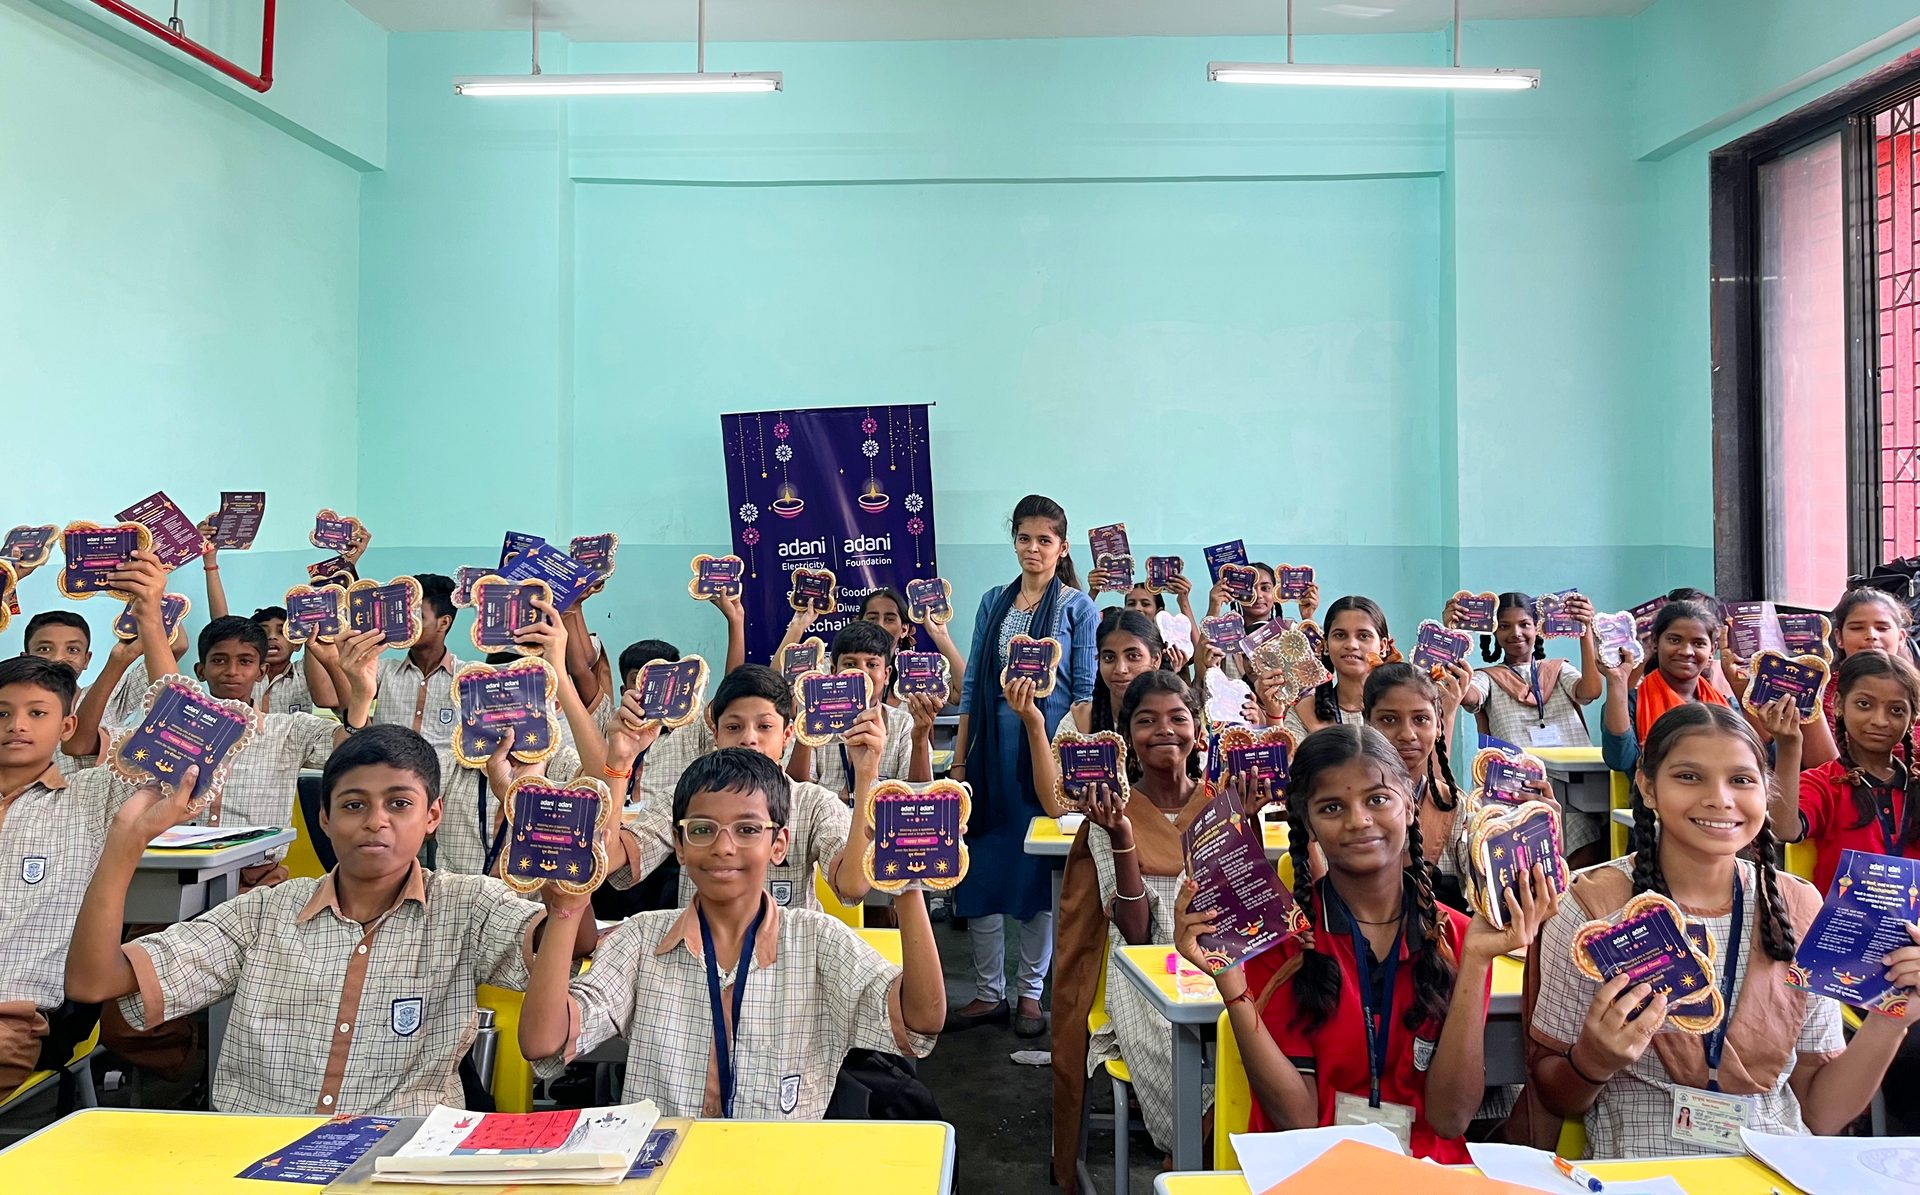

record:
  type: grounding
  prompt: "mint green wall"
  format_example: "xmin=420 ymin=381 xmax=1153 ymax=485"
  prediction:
xmin=0 ymin=0 xmax=374 ymax=675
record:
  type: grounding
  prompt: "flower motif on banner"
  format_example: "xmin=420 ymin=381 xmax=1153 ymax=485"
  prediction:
xmin=862 ymin=440 xmax=879 ymax=459
xmin=775 ymin=444 xmax=793 ymax=463
xmin=742 ymin=528 xmax=761 ymax=547
xmin=861 ymin=416 xmax=878 ymax=435
xmin=907 ymin=517 xmax=925 ymax=536
xmin=905 ymin=493 xmax=925 ymax=514
xmin=773 ymin=421 xmax=790 ymax=441
xmin=738 ymin=503 xmax=759 ymax=524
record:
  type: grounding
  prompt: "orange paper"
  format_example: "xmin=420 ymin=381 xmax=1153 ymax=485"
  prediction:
xmin=1258 ymin=1140 xmax=1540 ymax=1195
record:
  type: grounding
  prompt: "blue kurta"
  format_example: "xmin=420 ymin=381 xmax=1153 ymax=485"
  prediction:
xmin=952 ymin=583 xmax=1097 ymax=920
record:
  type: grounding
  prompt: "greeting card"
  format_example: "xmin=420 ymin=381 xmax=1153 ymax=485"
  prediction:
xmin=453 ymin=657 xmax=560 ymax=769
xmin=117 ymin=491 xmax=206 ymax=570
xmin=905 ymin=577 xmax=953 ymax=625
xmin=469 ymin=575 xmax=549 ymax=656
xmin=1000 ymin=635 xmax=1062 ymax=699
xmin=634 ymin=656 xmax=709 ymax=728
xmin=500 ymin=776 xmax=613 ymax=896
xmin=59 ymin=521 xmax=151 ymax=600
xmin=113 ymin=593 xmax=190 ymax=642
xmin=283 ymin=585 xmax=347 ymax=645
xmin=109 ymin=677 xmax=257 ymax=808
xmin=864 ymin=779 xmax=970 ymax=893
xmin=1053 ymin=729 xmax=1128 ymax=811
xmin=795 ymin=670 xmax=874 ymax=747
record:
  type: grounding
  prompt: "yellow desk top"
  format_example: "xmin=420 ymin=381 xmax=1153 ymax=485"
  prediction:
xmin=1027 ymin=815 xmax=1288 ymax=856
xmin=1114 ymin=945 xmax=1523 ymax=1009
xmin=1532 ymin=745 xmax=1605 ymax=766
xmin=0 ymin=1110 xmax=954 ymax=1194
xmin=1157 ymin=1154 xmax=1799 ymax=1193
xmin=855 ymin=927 xmax=902 ymax=965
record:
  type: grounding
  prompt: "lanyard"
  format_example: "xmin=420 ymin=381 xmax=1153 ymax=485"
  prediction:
xmin=629 ymin=746 xmax=648 ymax=803
xmin=480 ymin=772 xmax=509 ymax=876
xmin=1701 ymin=871 xmax=1745 ymax=1092
xmin=699 ymin=901 xmax=768 ymax=1119
xmin=1325 ymin=883 xmax=1404 ymax=1108
xmin=1507 ymin=663 xmax=1547 ymax=727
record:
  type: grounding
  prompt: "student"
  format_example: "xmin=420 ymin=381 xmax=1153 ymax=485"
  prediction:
xmin=1772 ymin=649 xmax=1920 ymax=894
xmin=1281 ymin=595 xmax=1391 ymax=737
xmin=1208 ymin=563 xmax=1320 ymax=683
xmin=622 ymin=592 xmax=749 ymax=803
xmin=26 ymin=610 xmax=153 ymax=771
xmin=1457 ymin=591 xmax=1603 ymax=750
xmin=1526 ymin=704 xmax=1919 ymax=1158
xmin=66 ymin=725 xmax=597 ymax=1115
xmin=857 ymin=586 xmax=967 ymax=707
xmin=949 ymin=495 xmax=1098 ymax=1036
xmin=605 ymin=664 xmax=879 ymax=912
xmin=1050 ymin=670 xmax=1221 ymax=1179
xmin=597 ymin=637 xmax=680 ymax=741
xmin=1822 ymin=588 xmax=1915 ymax=733
xmin=1363 ymin=663 xmax=1475 ymax=909
xmin=787 ymin=620 xmax=935 ymax=797
xmin=521 ymin=748 xmax=943 ymax=1118
xmin=1175 ymin=724 xmax=1555 ymax=1160
xmin=1601 ymin=599 xmax=1730 ymax=775
xmin=200 ymin=539 xmax=322 ymax=713
xmin=310 ymin=574 xmax=463 ymax=771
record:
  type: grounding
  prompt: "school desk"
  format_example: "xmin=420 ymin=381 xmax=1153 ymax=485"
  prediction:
xmin=1024 ymin=815 xmax=1290 ymax=861
xmin=1533 ymin=745 xmax=1613 ymax=814
xmin=1153 ymin=1154 xmax=1804 ymax=1194
xmin=1115 ymin=945 xmax=1528 ymax=1174
xmin=0 ymin=1108 xmax=957 ymax=1194
xmin=132 ymin=828 xmax=296 ymax=923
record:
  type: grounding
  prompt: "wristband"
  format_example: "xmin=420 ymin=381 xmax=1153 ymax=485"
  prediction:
xmin=603 ymin=765 xmax=633 ymax=781
xmin=1224 ymin=989 xmax=1254 ymax=1009
xmin=1563 ymin=1046 xmax=1609 ymax=1086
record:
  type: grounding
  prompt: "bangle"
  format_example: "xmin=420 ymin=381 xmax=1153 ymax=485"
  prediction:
xmin=1110 ymin=842 xmax=1136 ymax=854
xmin=203 ymin=565 xmax=219 ymax=573
xmin=1563 ymin=1046 xmax=1608 ymax=1086
xmin=602 ymin=765 xmax=633 ymax=781
xmin=1114 ymin=889 xmax=1147 ymax=901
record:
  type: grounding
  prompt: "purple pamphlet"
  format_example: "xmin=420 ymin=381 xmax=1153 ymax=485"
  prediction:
xmin=1278 ymin=566 xmax=1314 ymax=601
xmin=234 ymin=1116 xmax=400 ymax=1185
xmin=1747 ymin=653 xmax=1827 ymax=719
xmin=800 ymin=672 xmax=868 ymax=741
xmin=62 ymin=525 xmax=143 ymax=596
xmin=1147 ymin=555 xmax=1184 ymax=591
xmin=1411 ymin=620 xmax=1471 ymax=672
xmin=472 ymin=580 xmax=543 ymax=652
xmin=1789 ymin=850 xmax=1920 ymax=1015
xmin=501 ymin=542 xmax=597 ymax=613
xmin=1181 ymin=784 xmax=1300 ymax=974
xmin=894 ymin=650 xmax=948 ymax=696
xmin=1202 ymin=612 xmax=1246 ymax=651
xmin=1726 ymin=600 xmax=1787 ymax=660
xmin=117 ymin=491 xmax=206 ymax=569
xmin=207 ymin=491 xmax=266 ymax=551
xmin=1057 ymin=739 xmax=1123 ymax=807
xmin=1088 ymin=523 xmax=1131 ymax=562
xmin=1203 ymin=540 xmax=1248 ymax=584
xmin=457 ymin=663 xmax=552 ymax=762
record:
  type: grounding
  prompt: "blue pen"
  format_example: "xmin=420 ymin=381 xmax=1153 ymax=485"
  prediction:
xmin=1553 ymin=1155 xmax=1603 ymax=1192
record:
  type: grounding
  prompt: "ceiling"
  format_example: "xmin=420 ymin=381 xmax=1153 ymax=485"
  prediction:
xmin=345 ymin=0 xmax=1656 ymax=41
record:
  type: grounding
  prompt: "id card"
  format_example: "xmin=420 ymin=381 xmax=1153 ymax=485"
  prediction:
xmin=1670 ymin=1086 xmax=1753 ymax=1150
xmin=1332 ymin=1092 xmax=1413 ymax=1152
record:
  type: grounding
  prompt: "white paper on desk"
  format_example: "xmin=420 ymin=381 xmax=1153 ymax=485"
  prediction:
xmin=1205 ymin=668 xmax=1254 ymax=727
xmin=1742 ymin=1128 xmax=1920 ymax=1194
xmin=147 ymin=825 xmax=279 ymax=848
xmin=1467 ymin=1143 xmax=1687 ymax=1195
xmin=1231 ymin=1124 xmax=1404 ymax=1193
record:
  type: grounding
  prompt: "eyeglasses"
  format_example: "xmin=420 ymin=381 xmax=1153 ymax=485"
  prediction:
xmin=676 ymin=818 xmax=780 ymax=846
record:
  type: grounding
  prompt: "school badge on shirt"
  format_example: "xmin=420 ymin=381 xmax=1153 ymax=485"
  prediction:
xmin=20 ymin=856 xmax=46 ymax=885
xmin=770 ymin=880 xmax=794 ymax=906
xmin=780 ymin=1075 xmax=801 ymax=1115
xmin=438 ymin=708 xmax=456 ymax=727
xmin=391 ymin=997 xmax=424 ymax=1037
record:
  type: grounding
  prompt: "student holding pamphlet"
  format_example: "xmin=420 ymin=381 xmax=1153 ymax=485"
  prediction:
xmin=1456 ymin=590 xmax=1604 ymax=750
xmin=787 ymin=620 xmax=936 ymax=797
xmin=65 ymin=724 xmax=600 ymax=1116
xmin=519 ymin=747 xmax=945 ymax=1119
xmin=1601 ymin=599 xmax=1737 ymax=775
xmin=1821 ymin=587 xmax=1916 ymax=733
xmin=1049 ymin=670 xmax=1225 ymax=1181
xmin=1174 ymin=724 xmax=1554 ymax=1160
xmin=1282 ymin=595 xmax=1392 ymax=737
xmin=948 ymin=495 xmax=1097 ymax=1036
xmin=307 ymin=573 xmax=463 ymax=775
xmin=1527 ymin=704 xmax=1917 ymax=1159
xmin=856 ymin=585 xmax=968 ymax=707
xmin=1363 ymin=663 xmax=1477 ymax=910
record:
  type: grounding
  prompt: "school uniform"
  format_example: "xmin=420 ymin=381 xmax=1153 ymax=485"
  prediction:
xmin=371 ymin=650 xmax=463 ymax=780
xmin=117 ymin=861 xmax=542 ymax=1115
xmin=0 ymin=765 xmax=137 ymax=1090
xmin=193 ymin=711 xmax=340 ymax=829
xmin=54 ymin=659 xmax=151 ymax=774
xmin=1240 ymin=877 xmax=1482 ymax=1162
xmin=253 ymin=664 xmax=315 ymax=715
xmin=608 ymin=775 xmax=852 ymax=912
xmin=808 ymin=702 xmax=915 ymax=795
xmin=533 ymin=892 xmax=935 ymax=1119
xmin=1793 ymin=758 xmax=1917 ymax=895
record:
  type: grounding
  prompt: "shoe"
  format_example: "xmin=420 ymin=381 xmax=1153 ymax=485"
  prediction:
xmin=942 ymin=1000 xmax=1009 ymax=1032
xmin=1014 ymin=1012 xmax=1050 ymax=1038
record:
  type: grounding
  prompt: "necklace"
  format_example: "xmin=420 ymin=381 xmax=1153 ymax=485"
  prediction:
xmin=1351 ymin=913 xmax=1404 ymax=926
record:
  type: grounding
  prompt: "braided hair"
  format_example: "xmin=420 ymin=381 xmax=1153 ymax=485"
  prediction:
xmin=1115 ymin=669 xmax=1205 ymax=782
xmin=1091 ymin=609 xmax=1165 ymax=734
xmin=1363 ymin=662 xmax=1464 ymax=813
xmin=1828 ymin=649 xmax=1920 ymax=847
xmin=1283 ymin=724 xmax=1457 ymax=1033
xmin=1479 ymin=591 xmax=1542 ymax=665
xmin=1631 ymin=703 xmax=1795 ymax=963
xmin=1311 ymin=596 xmax=1391 ymax=725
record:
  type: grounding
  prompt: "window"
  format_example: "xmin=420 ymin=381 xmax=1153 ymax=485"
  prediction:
xmin=1710 ymin=55 xmax=1920 ymax=600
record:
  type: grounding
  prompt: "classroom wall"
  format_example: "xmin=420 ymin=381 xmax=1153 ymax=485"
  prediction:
xmin=0 ymin=0 xmax=377 ymax=678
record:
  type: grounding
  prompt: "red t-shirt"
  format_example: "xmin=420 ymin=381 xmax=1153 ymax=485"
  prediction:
xmin=1239 ymin=882 xmax=1483 ymax=1163
xmin=1798 ymin=757 xmax=1918 ymax=894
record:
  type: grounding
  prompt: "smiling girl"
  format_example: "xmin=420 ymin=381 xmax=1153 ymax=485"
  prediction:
xmin=1820 ymin=589 xmax=1914 ymax=734
xmin=1364 ymin=663 xmax=1476 ymax=911
xmin=1458 ymin=591 xmax=1603 ymax=751
xmin=1601 ymin=600 xmax=1729 ymax=775
xmin=1281 ymin=595 xmax=1391 ymax=737
xmin=1528 ymin=704 xmax=1920 ymax=1158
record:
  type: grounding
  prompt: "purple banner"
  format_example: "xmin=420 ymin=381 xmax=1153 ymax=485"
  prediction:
xmin=723 ymin=405 xmax=939 ymax=666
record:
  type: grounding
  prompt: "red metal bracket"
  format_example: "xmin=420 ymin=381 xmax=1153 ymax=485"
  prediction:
xmin=88 ymin=0 xmax=275 ymax=93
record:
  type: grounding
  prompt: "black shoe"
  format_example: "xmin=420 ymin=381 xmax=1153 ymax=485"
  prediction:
xmin=950 ymin=916 xmax=969 ymax=932
xmin=1013 ymin=1011 xmax=1050 ymax=1038
xmin=942 ymin=1000 xmax=1009 ymax=1032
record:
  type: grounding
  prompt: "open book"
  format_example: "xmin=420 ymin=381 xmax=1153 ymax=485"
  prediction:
xmin=370 ymin=1102 xmax=660 ymax=1185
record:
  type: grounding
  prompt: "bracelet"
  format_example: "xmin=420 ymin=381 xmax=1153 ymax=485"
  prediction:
xmin=1114 ymin=889 xmax=1147 ymax=901
xmin=602 ymin=765 xmax=633 ymax=781
xmin=1110 ymin=842 xmax=1136 ymax=854
xmin=1224 ymin=989 xmax=1254 ymax=1008
xmin=203 ymin=565 xmax=219 ymax=572
xmin=1563 ymin=1047 xmax=1608 ymax=1086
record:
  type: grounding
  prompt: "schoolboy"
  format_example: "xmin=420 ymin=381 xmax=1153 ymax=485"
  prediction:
xmin=25 ymin=611 xmax=153 ymax=769
xmin=309 ymin=574 xmax=463 ymax=770
xmin=519 ymin=748 xmax=943 ymax=1118
xmin=199 ymin=539 xmax=320 ymax=712
xmin=622 ymin=592 xmax=749 ymax=801
xmin=607 ymin=664 xmax=882 ymax=911
xmin=65 ymin=724 xmax=599 ymax=1115
xmin=0 ymin=558 xmax=174 ymax=1089
xmin=787 ymin=619 xmax=935 ymax=797
xmin=592 ymin=636 xmax=679 ymax=743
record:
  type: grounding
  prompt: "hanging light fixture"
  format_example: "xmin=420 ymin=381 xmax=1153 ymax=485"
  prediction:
xmin=1209 ymin=0 xmax=1538 ymax=91
xmin=455 ymin=0 xmax=781 ymax=98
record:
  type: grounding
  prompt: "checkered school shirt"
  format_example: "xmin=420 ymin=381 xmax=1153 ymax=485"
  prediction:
xmin=183 ymin=711 xmax=339 ymax=829
xmin=372 ymin=650 xmax=463 ymax=750
xmin=807 ymin=702 xmax=915 ymax=796
xmin=0 ymin=765 xmax=137 ymax=1008
xmin=119 ymin=862 xmax=541 ymax=1116
xmin=534 ymin=893 xmax=934 ymax=1118
xmin=1529 ymin=857 xmax=1844 ymax=1159
xmin=54 ymin=660 xmax=152 ymax=774
xmin=253 ymin=665 xmax=316 ymax=715
xmin=610 ymin=777 xmax=853 ymax=912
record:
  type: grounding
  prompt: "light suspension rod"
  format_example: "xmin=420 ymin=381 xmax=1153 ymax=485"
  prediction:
xmin=1209 ymin=0 xmax=1538 ymax=91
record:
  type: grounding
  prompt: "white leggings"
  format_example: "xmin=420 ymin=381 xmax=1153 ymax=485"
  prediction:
xmin=967 ymin=912 xmax=1054 ymax=1004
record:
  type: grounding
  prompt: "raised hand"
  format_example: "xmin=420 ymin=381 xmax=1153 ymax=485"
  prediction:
xmin=844 ymin=705 xmax=887 ymax=784
xmin=607 ymin=688 xmax=662 ymax=772
xmin=1463 ymin=861 xmax=1560 ymax=961
xmin=112 ymin=766 xmax=205 ymax=844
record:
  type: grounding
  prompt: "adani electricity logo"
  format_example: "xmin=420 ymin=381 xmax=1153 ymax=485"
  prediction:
xmin=775 ymin=532 xmax=894 ymax=574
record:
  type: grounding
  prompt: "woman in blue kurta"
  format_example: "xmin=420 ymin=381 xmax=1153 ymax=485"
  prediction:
xmin=948 ymin=494 xmax=1097 ymax=1037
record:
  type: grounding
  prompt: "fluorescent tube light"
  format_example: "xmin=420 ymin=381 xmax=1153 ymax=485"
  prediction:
xmin=454 ymin=72 xmax=781 ymax=97
xmin=1207 ymin=62 xmax=1539 ymax=90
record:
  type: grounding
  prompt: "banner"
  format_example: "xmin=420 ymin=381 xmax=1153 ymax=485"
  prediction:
xmin=722 ymin=405 xmax=939 ymax=666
